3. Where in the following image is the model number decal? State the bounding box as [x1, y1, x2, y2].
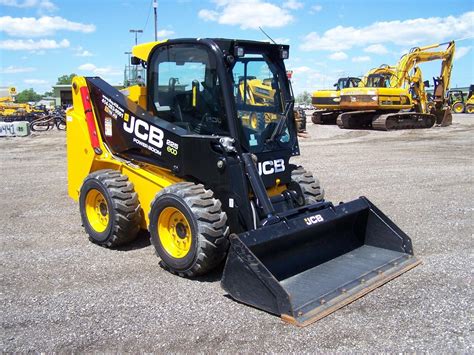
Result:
[123, 115, 164, 155]
[304, 214, 324, 226]
[258, 159, 285, 176]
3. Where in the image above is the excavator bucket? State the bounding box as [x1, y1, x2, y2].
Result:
[221, 197, 420, 327]
[434, 106, 453, 127]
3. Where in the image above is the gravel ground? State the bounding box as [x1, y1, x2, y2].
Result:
[1, 114, 473, 352]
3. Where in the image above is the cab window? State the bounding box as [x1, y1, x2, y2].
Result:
[150, 45, 229, 135]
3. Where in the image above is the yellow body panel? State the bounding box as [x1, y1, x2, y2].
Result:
[132, 40, 167, 62]
[120, 85, 147, 108]
[311, 90, 340, 110]
[339, 87, 412, 111]
[67, 76, 183, 229]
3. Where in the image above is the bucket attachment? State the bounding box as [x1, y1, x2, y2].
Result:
[221, 197, 420, 327]
[433, 107, 452, 126]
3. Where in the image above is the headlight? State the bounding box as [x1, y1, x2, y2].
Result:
[371, 96, 378, 101]
[280, 47, 289, 59]
[234, 46, 245, 57]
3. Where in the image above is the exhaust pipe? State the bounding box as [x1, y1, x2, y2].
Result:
[221, 197, 420, 326]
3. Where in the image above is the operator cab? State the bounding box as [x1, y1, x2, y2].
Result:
[366, 73, 393, 88]
[335, 77, 361, 90]
[141, 39, 296, 156]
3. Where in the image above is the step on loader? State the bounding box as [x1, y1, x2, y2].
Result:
[67, 38, 420, 326]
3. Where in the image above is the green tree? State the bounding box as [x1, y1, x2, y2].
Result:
[42, 91, 53, 98]
[56, 73, 77, 85]
[15, 88, 42, 103]
[296, 91, 312, 105]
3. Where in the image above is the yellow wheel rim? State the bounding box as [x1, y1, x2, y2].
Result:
[85, 189, 109, 233]
[250, 113, 259, 130]
[467, 106, 474, 114]
[158, 207, 192, 259]
[453, 104, 464, 113]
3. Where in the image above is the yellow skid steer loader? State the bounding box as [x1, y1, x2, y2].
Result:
[67, 38, 420, 326]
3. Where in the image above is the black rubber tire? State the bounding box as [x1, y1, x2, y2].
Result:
[79, 169, 141, 247]
[466, 104, 474, 114]
[312, 111, 322, 124]
[248, 112, 265, 131]
[55, 115, 67, 130]
[149, 182, 229, 277]
[291, 166, 324, 205]
[30, 116, 54, 131]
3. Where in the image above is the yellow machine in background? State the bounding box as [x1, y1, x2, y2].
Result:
[238, 77, 277, 130]
[311, 77, 361, 124]
[447, 85, 474, 114]
[465, 85, 474, 113]
[0, 87, 44, 121]
[337, 41, 455, 130]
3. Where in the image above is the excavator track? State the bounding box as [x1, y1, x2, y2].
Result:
[372, 112, 436, 131]
[337, 111, 436, 131]
[312, 110, 339, 125]
[336, 110, 376, 129]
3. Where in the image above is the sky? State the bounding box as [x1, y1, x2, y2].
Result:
[0, 0, 473, 95]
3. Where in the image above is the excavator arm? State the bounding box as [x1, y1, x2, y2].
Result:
[395, 41, 455, 92]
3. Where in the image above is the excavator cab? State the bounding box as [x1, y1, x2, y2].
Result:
[68, 38, 420, 326]
[366, 73, 393, 88]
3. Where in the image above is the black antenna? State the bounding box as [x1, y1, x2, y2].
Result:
[259, 26, 277, 44]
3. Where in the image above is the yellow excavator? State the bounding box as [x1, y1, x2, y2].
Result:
[337, 41, 455, 130]
[67, 38, 420, 326]
[311, 77, 361, 124]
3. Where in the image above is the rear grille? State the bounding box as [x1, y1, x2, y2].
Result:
[340, 95, 374, 103]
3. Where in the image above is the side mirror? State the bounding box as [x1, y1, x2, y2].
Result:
[131, 56, 141, 65]
[423, 80, 430, 88]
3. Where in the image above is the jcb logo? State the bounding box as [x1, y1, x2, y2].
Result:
[257, 159, 285, 176]
[123, 115, 164, 149]
[304, 214, 324, 226]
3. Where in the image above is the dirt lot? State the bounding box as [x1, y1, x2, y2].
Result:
[1, 114, 473, 352]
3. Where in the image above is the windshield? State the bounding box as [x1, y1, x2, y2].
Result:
[231, 54, 291, 153]
[337, 77, 361, 90]
[366, 74, 393, 88]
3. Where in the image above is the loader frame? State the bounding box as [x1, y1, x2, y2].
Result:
[67, 38, 421, 327]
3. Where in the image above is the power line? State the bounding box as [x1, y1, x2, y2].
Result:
[143, 0, 153, 32]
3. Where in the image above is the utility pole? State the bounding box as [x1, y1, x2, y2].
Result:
[124, 51, 132, 86]
[153, 0, 158, 41]
[129, 29, 143, 45]
[129, 29, 142, 83]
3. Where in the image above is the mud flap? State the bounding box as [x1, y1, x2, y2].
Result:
[221, 197, 420, 327]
